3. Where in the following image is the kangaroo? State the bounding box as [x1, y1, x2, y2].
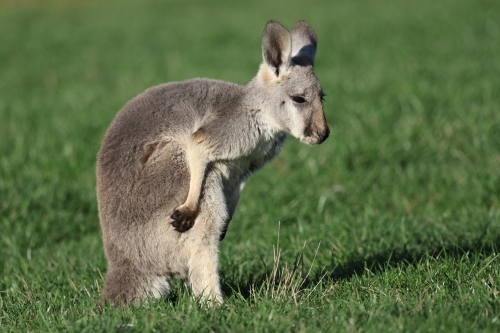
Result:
[96, 20, 329, 306]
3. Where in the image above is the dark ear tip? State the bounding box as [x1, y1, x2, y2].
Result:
[295, 19, 309, 25]
[293, 20, 312, 28]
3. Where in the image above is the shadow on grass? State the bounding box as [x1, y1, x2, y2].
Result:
[328, 236, 499, 282]
[221, 221, 499, 300]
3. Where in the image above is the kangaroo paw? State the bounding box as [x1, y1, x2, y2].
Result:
[170, 206, 197, 232]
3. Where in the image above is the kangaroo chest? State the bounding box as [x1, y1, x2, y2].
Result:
[214, 132, 286, 184]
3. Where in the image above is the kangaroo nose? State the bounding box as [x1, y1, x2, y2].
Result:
[317, 127, 330, 144]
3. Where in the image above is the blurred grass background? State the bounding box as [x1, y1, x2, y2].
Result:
[0, 0, 499, 331]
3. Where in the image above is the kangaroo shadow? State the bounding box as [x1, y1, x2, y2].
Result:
[221, 225, 499, 300]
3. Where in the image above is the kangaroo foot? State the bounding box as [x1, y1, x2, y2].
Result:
[171, 206, 197, 232]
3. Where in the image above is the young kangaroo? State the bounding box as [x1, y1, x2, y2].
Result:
[96, 20, 329, 306]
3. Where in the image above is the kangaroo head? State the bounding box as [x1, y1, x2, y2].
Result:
[257, 20, 329, 145]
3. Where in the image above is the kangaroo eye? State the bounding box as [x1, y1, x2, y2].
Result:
[291, 96, 306, 104]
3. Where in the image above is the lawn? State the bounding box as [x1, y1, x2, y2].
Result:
[0, 0, 499, 331]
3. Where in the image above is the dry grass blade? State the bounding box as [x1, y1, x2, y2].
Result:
[251, 223, 333, 304]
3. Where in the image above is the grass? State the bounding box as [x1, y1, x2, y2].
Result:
[0, 0, 499, 331]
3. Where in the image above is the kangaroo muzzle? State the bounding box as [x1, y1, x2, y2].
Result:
[302, 123, 329, 145]
[316, 126, 330, 144]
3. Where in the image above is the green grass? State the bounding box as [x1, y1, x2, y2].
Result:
[1, 0, 499, 331]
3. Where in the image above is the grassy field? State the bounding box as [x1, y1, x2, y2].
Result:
[1, 0, 499, 331]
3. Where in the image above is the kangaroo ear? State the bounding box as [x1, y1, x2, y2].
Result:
[290, 20, 317, 66]
[261, 20, 292, 77]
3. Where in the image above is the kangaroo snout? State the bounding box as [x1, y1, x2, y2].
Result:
[302, 122, 329, 145]
[317, 126, 330, 144]
[309, 126, 329, 145]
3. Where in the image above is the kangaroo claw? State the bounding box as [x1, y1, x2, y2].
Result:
[170, 206, 197, 232]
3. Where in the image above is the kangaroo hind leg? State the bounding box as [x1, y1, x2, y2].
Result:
[102, 247, 171, 306]
[187, 244, 223, 305]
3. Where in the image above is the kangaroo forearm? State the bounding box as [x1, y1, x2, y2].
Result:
[183, 144, 208, 210]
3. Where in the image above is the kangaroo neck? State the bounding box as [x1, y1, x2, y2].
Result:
[242, 75, 284, 141]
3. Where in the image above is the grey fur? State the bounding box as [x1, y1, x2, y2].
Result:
[96, 20, 329, 306]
